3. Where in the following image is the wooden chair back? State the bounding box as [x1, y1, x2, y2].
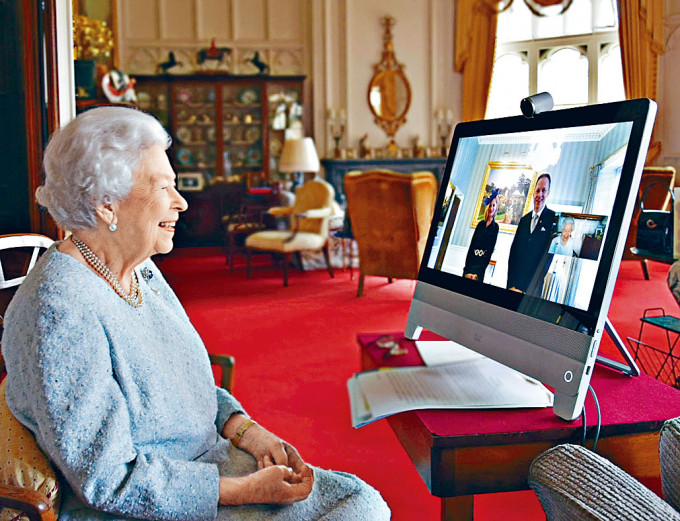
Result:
[624, 166, 676, 260]
[0, 234, 55, 291]
[344, 169, 437, 295]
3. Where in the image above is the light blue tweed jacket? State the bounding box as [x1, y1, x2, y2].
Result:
[2, 245, 244, 520]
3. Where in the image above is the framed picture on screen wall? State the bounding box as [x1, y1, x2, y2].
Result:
[471, 161, 536, 233]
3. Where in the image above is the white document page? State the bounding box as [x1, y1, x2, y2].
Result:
[348, 358, 553, 428]
[415, 340, 485, 366]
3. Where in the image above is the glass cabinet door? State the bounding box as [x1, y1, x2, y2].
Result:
[266, 82, 304, 181]
[221, 83, 264, 181]
[172, 83, 218, 185]
[135, 81, 170, 128]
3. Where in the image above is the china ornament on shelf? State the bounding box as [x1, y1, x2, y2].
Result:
[102, 70, 137, 103]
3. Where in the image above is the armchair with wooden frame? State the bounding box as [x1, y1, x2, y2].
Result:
[244, 178, 336, 286]
[0, 234, 235, 520]
[344, 169, 438, 296]
[626, 166, 676, 278]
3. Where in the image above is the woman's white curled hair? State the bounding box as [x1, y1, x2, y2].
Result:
[36, 106, 171, 230]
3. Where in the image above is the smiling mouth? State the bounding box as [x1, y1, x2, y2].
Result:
[159, 221, 176, 231]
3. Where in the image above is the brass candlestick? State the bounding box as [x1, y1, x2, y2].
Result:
[327, 108, 346, 158]
[436, 109, 454, 157]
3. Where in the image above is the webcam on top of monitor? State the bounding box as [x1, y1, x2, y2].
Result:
[521, 92, 554, 118]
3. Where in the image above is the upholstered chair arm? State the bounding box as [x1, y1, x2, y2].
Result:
[528, 444, 680, 521]
[661, 416, 680, 512]
[0, 484, 57, 521]
[209, 354, 235, 392]
[297, 207, 332, 219]
[267, 206, 295, 216]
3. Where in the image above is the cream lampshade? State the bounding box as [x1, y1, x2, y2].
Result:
[278, 137, 320, 174]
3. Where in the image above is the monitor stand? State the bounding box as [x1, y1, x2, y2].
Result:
[596, 318, 641, 377]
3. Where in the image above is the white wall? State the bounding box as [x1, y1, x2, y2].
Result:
[312, 0, 461, 157]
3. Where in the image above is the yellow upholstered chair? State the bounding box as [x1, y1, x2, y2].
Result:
[0, 234, 235, 520]
[245, 178, 336, 286]
[344, 169, 438, 296]
[0, 354, 235, 521]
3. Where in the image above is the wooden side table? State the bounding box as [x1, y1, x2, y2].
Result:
[358, 332, 680, 521]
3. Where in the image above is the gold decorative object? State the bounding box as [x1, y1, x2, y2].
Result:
[327, 108, 346, 158]
[436, 109, 455, 157]
[73, 14, 115, 62]
[367, 15, 412, 145]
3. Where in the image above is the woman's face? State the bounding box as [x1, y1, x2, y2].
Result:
[115, 145, 188, 259]
[486, 197, 498, 221]
[561, 223, 573, 243]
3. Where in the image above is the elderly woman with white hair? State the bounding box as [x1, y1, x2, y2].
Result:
[1, 107, 390, 521]
[548, 217, 576, 257]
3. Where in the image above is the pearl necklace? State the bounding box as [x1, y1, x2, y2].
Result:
[71, 234, 143, 308]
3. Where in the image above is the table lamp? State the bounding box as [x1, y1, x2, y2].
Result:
[278, 137, 320, 188]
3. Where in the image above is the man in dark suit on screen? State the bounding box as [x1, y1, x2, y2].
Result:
[507, 173, 557, 294]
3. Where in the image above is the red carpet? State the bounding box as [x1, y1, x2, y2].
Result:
[158, 249, 675, 520]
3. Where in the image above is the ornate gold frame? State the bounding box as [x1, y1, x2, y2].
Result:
[366, 15, 412, 141]
[471, 161, 537, 233]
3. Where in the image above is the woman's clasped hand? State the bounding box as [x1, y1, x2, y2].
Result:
[220, 415, 314, 505]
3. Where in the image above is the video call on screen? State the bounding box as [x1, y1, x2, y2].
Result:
[427, 121, 634, 312]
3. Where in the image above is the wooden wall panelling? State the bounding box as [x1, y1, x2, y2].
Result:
[197, 0, 232, 41]
[118, 0, 308, 75]
[122, 0, 159, 40]
[159, 0, 196, 40]
[233, 0, 267, 40]
[268, 0, 303, 42]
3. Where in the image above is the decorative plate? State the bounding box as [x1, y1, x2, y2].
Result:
[176, 88, 192, 104]
[269, 137, 282, 156]
[136, 91, 152, 110]
[245, 127, 260, 143]
[284, 89, 299, 103]
[176, 126, 192, 143]
[176, 148, 195, 166]
[246, 147, 262, 165]
[206, 127, 216, 142]
[204, 147, 217, 165]
[222, 126, 232, 142]
[238, 88, 259, 104]
[233, 150, 246, 167]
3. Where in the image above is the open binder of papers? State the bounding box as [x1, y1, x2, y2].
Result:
[348, 341, 554, 428]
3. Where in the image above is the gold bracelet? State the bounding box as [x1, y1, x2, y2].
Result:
[232, 419, 256, 447]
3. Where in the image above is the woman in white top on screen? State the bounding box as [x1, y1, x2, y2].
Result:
[549, 217, 576, 256]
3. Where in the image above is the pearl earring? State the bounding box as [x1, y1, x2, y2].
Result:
[109, 223, 118, 232]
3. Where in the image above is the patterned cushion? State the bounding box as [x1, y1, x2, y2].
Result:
[246, 230, 327, 252]
[0, 379, 60, 520]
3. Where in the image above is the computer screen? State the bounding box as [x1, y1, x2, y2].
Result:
[405, 99, 657, 420]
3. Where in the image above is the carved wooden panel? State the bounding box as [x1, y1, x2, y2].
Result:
[160, 0, 195, 40]
[197, 0, 232, 41]
[118, 0, 307, 76]
[121, 0, 158, 40]
[233, 0, 266, 40]
[269, 0, 303, 41]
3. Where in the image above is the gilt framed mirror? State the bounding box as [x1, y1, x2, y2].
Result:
[367, 15, 412, 141]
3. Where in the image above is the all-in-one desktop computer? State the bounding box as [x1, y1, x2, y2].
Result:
[405, 97, 657, 420]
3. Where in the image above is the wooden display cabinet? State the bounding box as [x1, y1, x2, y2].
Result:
[135, 74, 306, 247]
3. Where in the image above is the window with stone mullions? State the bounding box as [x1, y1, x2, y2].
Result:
[486, 0, 624, 119]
